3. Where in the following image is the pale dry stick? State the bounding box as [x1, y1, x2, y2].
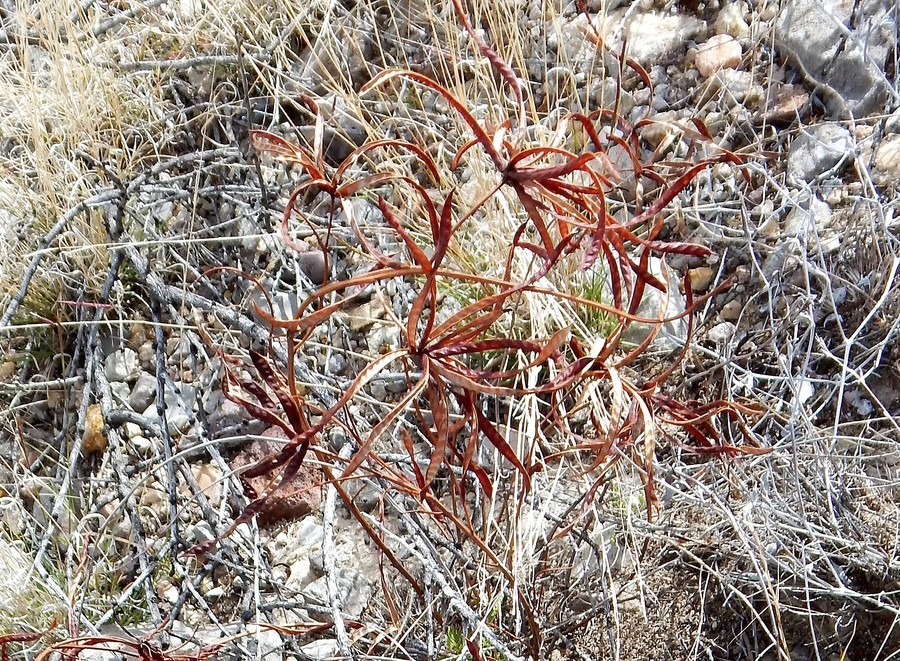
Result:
[322, 443, 354, 658]
[119, 239, 340, 409]
[372, 502, 524, 661]
[830, 255, 900, 438]
[596, 504, 623, 661]
[423, 574, 434, 660]
[688, 571, 716, 661]
[93, 561, 160, 629]
[89, 0, 167, 37]
[764, 506, 894, 589]
[2, 149, 239, 331]
[656, 526, 788, 659]
[24, 251, 128, 633]
[117, 55, 241, 72]
[126, 149, 241, 193]
[0, 376, 82, 392]
[150, 289, 184, 552]
[661, 464, 791, 658]
[678, 444, 899, 651]
[760, 256, 848, 539]
[187, 348, 251, 559]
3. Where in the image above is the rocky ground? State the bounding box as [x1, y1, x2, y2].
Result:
[1, 0, 899, 660]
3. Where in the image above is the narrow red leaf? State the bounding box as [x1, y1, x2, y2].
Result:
[629, 159, 722, 228]
[475, 408, 531, 489]
[450, 0, 524, 128]
[250, 130, 320, 176]
[402, 429, 426, 492]
[361, 69, 504, 170]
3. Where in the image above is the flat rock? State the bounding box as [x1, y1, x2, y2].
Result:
[689, 267, 715, 292]
[230, 427, 322, 526]
[695, 34, 742, 77]
[297, 250, 327, 286]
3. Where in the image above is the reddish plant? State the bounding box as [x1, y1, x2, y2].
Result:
[189, 3, 768, 655]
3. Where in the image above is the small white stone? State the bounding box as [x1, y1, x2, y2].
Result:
[756, 214, 780, 238]
[157, 579, 179, 604]
[706, 69, 758, 107]
[299, 640, 339, 661]
[784, 196, 831, 236]
[707, 321, 736, 344]
[639, 110, 682, 148]
[191, 464, 223, 506]
[286, 557, 314, 591]
[714, 2, 750, 38]
[874, 134, 900, 178]
[623, 13, 705, 65]
[788, 124, 854, 183]
[104, 348, 137, 383]
[204, 586, 225, 600]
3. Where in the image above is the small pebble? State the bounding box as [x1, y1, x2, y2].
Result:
[297, 251, 327, 286]
[138, 341, 155, 369]
[105, 348, 137, 383]
[720, 299, 742, 321]
[695, 35, 742, 78]
[129, 372, 157, 413]
[874, 134, 900, 178]
[715, 2, 750, 38]
[707, 321, 736, 344]
[689, 267, 715, 292]
[0, 361, 15, 382]
[82, 404, 108, 454]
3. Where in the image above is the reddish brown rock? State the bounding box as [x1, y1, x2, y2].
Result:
[230, 427, 322, 525]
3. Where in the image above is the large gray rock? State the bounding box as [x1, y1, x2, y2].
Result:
[776, 0, 895, 118]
